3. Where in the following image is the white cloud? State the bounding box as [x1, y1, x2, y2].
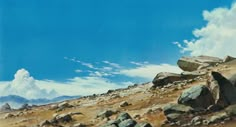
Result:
[119, 64, 182, 80]
[0, 69, 128, 99]
[177, 3, 236, 58]
[36, 77, 126, 96]
[103, 61, 121, 68]
[75, 69, 82, 73]
[0, 69, 58, 99]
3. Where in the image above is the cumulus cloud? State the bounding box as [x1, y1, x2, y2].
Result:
[119, 64, 182, 80]
[176, 3, 236, 58]
[1, 69, 58, 99]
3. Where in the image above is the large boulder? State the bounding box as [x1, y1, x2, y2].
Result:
[223, 55, 236, 63]
[0, 103, 12, 112]
[177, 56, 222, 71]
[208, 72, 236, 107]
[152, 72, 183, 87]
[178, 85, 214, 109]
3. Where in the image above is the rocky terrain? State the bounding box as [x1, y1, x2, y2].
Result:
[1, 55, 236, 127]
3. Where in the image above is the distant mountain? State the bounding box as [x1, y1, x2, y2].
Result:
[0, 95, 81, 108]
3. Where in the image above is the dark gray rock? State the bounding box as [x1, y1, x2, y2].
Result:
[178, 85, 214, 109]
[118, 119, 137, 127]
[134, 122, 152, 127]
[97, 110, 117, 119]
[51, 114, 72, 123]
[120, 101, 129, 107]
[208, 72, 236, 107]
[177, 56, 222, 71]
[40, 120, 51, 127]
[117, 112, 132, 122]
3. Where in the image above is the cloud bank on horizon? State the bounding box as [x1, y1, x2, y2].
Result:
[176, 3, 236, 58]
[0, 59, 181, 99]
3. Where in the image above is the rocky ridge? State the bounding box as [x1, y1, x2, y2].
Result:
[1, 55, 236, 127]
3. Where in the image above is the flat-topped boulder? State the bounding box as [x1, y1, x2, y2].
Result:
[152, 72, 182, 87]
[177, 55, 223, 71]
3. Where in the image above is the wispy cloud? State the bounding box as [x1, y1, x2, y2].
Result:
[103, 61, 122, 68]
[175, 3, 236, 58]
[119, 64, 182, 80]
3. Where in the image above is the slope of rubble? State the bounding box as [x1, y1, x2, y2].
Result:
[1, 55, 236, 127]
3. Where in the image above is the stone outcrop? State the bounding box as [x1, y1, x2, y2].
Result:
[208, 72, 236, 107]
[0, 103, 12, 112]
[177, 55, 222, 71]
[223, 55, 236, 63]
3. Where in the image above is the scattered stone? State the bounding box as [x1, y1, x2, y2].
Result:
[178, 85, 214, 109]
[191, 116, 202, 125]
[120, 101, 130, 107]
[19, 104, 31, 110]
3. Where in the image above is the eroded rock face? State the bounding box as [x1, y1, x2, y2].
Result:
[208, 72, 236, 107]
[177, 56, 222, 72]
[178, 85, 214, 109]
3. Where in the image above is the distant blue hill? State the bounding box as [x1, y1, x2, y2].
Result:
[0, 95, 81, 108]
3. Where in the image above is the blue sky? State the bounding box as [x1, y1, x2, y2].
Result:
[0, 0, 236, 98]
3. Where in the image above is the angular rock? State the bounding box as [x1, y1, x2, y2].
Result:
[152, 72, 183, 87]
[223, 55, 236, 63]
[120, 101, 129, 107]
[19, 104, 30, 110]
[178, 85, 214, 109]
[117, 112, 132, 122]
[208, 72, 236, 107]
[118, 119, 137, 127]
[181, 71, 206, 79]
[51, 114, 72, 123]
[177, 56, 222, 71]
[0, 103, 12, 112]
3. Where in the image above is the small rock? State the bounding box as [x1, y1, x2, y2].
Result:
[72, 123, 86, 127]
[117, 112, 132, 121]
[97, 110, 117, 119]
[40, 120, 51, 127]
[120, 101, 130, 107]
[4, 113, 15, 119]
